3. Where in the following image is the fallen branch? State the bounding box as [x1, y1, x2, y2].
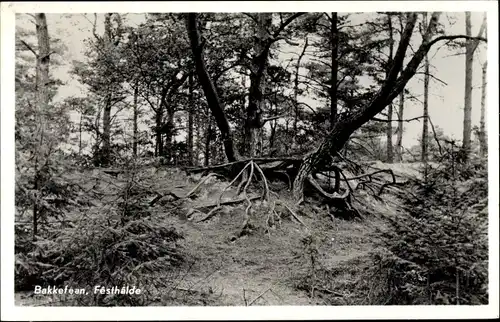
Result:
[248, 284, 276, 306]
[325, 204, 335, 222]
[315, 287, 344, 297]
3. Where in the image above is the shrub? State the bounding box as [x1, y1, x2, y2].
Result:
[15, 213, 184, 305]
[15, 167, 185, 306]
[371, 152, 488, 305]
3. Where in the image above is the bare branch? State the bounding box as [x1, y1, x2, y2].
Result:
[272, 13, 305, 39]
[242, 13, 259, 25]
[372, 116, 426, 123]
[19, 39, 37, 57]
[262, 114, 288, 124]
[428, 34, 487, 49]
[415, 72, 448, 86]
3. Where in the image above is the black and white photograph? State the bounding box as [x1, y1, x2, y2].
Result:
[1, 1, 499, 320]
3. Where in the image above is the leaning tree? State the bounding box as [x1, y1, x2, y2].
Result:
[186, 12, 487, 207]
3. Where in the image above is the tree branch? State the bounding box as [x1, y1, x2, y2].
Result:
[242, 13, 259, 25]
[272, 13, 306, 39]
[428, 35, 487, 49]
[415, 72, 448, 86]
[19, 39, 38, 57]
[372, 115, 426, 123]
[262, 114, 288, 124]
[387, 14, 488, 106]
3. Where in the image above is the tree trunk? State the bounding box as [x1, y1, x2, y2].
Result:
[35, 14, 50, 107]
[479, 61, 487, 156]
[162, 72, 190, 162]
[79, 113, 83, 156]
[133, 84, 138, 156]
[421, 54, 429, 174]
[239, 71, 247, 155]
[330, 12, 338, 129]
[33, 12, 51, 241]
[187, 72, 194, 165]
[395, 90, 405, 161]
[101, 13, 113, 166]
[293, 12, 437, 202]
[155, 109, 163, 158]
[462, 13, 487, 158]
[386, 103, 394, 163]
[204, 120, 213, 166]
[386, 14, 394, 163]
[244, 13, 272, 157]
[186, 13, 237, 162]
[269, 119, 277, 153]
[462, 12, 473, 157]
[292, 122, 353, 201]
[102, 97, 112, 165]
[290, 12, 485, 203]
[421, 13, 430, 165]
[164, 107, 175, 162]
[195, 107, 203, 165]
[292, 38, 308, 150]
[395, 14, 406, 162]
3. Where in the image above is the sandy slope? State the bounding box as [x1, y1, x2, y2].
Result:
[16, 167, 387, 306]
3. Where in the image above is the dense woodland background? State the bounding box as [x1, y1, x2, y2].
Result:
[14, 12, 489, 306]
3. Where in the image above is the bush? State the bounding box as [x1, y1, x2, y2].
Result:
[371, 152, 488, 305]
[15, 167, 185, 306]
[15, 214, 184, 305]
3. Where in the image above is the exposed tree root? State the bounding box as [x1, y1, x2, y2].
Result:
[276, 200, 309, 230]
[307, 175, 349, 200]
[239, 161, 256, 235]
[265, 200, 282, 234]
[185, 157, 302, 177]
[186, 160, 311, 238]
[190, 161, 261, 227]
[182, 156, 403, 227]
[194, 195, 262, 223]
[325, 205, 335, 222]
[185, 173, 223, 199]
[346, 168, 407, 197]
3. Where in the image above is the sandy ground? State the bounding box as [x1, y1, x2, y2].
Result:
[15, 167, 384, 306]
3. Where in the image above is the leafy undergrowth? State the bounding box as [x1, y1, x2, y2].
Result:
[15, 166, 188, 306]
[15, 158, 487, 306]
[15, 165, 377, 306]
[294, 157, 489, 306]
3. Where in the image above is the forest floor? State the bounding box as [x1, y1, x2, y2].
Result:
[16, 162, 420, 306]
[156, 195, 378, 306]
